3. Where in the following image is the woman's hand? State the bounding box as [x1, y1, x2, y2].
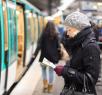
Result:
[30, 55, 36, 64]
[54, 65, 64, 76]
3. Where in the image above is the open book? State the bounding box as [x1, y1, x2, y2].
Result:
[42, 58, 56, 69]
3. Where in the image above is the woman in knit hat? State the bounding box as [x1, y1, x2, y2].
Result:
[54, 11, 101, 95]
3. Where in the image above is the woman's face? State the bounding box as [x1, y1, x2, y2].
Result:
[66, 27, 79, 38]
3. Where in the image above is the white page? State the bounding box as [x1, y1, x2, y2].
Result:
[42, 58, 56, 69]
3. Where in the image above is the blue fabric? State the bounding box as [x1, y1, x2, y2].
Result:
[58, 26, 64, 38]
[41, 64, 55, 84]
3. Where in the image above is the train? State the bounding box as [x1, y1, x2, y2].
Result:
[0, 0, 45, 95]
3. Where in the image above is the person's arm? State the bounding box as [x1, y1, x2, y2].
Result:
[55, 44, 100, 85]
[62, 44, 100, 84]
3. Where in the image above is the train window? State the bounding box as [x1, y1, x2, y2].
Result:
[3, 1, 17, 63]
[3, 1, 9, 64]
[30, 14, 34, 43]
[33, 14, 37, 42]
[8, 8, 17, 63]
[31, 15, 34, 43]
[28, 13, 34, 44]
[37, 16, 40, 37]
[35, 16, 38, 41]
[26, 12, 33, 48]
[39, 16, 43, 33]
[0, 17, 1, 73]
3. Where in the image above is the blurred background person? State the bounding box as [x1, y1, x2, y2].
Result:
[57, 21, 65, 39]
[32, 21, 61, 93]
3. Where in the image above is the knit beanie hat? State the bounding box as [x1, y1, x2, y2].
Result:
[64, 11, 91, 30]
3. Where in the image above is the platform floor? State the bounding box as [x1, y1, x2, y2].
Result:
[33, 74, 64, 95]
[10, 59, 102, 95]
[33, 76, 102, 95]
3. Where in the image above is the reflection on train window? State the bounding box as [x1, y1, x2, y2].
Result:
[33, 17, 36, 41]
[3, 1, 8, 64]
[34, 17, 38, 41]
[0, 18, 1, 63]
[9, 8, 17, 63]
[37, 16, 40, 37]
[26, 13, 32, 48]
[0, 18, 1, 74]
[30, 15, 34, 43]
[39, 16, 43, 33]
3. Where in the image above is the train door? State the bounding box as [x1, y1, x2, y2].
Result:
[0, 0, 5, 94]
[16, 4, 25, 80]
[5, 1, 18, 91]
[25, 10, 34, 65]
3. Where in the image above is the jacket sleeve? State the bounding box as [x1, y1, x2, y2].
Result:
[34, 32, 44, 57]
[62, 44, 101, 85]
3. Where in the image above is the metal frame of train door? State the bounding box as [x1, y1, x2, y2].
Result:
[20, 3, 26, 67]
[23, 4, 28, 67]
[0, 0, 5, 86]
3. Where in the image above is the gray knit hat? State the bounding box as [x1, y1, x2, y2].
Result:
[64, 11, 91, 30]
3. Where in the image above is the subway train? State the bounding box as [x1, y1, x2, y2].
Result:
[0, 0, 45, 94]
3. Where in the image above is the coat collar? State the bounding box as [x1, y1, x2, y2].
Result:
[65, 26, 95, 49]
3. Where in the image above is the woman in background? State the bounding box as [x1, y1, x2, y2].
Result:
[32, 21, 61, 93]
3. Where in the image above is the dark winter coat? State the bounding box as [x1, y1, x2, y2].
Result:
[34, 31, 61, 63]
[62, 27, 101, 94]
